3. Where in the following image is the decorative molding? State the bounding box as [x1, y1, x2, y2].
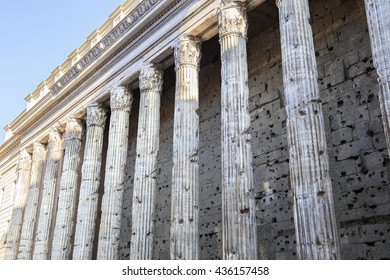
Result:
[139, 64, 163, 92]
[174, 35, 202, 69]
[32, 142, 46, 162]
[0, 137, 21, 162]
[110, 85, 133, 110]
[86, 103, 107, 127]
[218, 1, 248, 38]
[50, 0, 160, 95]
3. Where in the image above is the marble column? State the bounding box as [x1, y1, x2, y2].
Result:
[218, 1, 257, 260]
[364, 0, 390, 154]
[73, 103, 107, 260]
[130, 64, 163, 260]
[277, 0, 340, 259]
[170, 36, 201, 260]
[97, 85, 132, 260]
[33, 130, 63, 260]
[4, 149, 32, 260]
[51, 118, 84, 259]
[17, 142, 46, 260]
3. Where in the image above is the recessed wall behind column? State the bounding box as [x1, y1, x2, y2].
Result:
[247, 0, 390, 260]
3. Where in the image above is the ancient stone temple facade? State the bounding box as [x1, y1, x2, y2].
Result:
[0, 0, 389, 260]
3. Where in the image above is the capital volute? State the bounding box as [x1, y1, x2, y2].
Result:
[174, 35, 202, 69]
[87, 102, 107, 127]
[110, 85, 133, 111]
[139, 64, 163, 93]
[218, 1, 248, 38]
[32, 142, 46, 162]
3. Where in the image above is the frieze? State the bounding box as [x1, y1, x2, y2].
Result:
[50, 0, 160, 95]
[139, 64, 163, 92]
[0, 136, 21, 162]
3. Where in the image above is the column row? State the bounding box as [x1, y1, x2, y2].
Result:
[5, 0, 389, 260]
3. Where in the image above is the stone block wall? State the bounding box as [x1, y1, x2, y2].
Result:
[118, 0, 390, 260]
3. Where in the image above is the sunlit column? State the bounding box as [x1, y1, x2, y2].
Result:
[98, 85, 132, 260]
[51, 118, 84, 259]
[33, 130, 63, 260]
[73, 103, 107, 260]
[277, 0, 340, 259]
[17, 142, 46, 260]
[364, 0, 390, 154]
[170, 35, 201, 260]
[130, 64, 163, 260]
[4, 149, 32, 260]
[218, 1, 257, 260]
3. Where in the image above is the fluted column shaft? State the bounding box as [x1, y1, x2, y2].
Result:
[130, 65, 163, 260]
[51, 119, 84, 259]
[73, 104, 107, 260]
[277, 0, 340, 259]
[218, 1, 257, 260]
[170, 36, 201, 260]
[4, 149, 32, 260]
[364, 0, 390, 154]
[33, 130, 62, 259]
[17, 143, 46, 260]
[97, 86, 132, 260]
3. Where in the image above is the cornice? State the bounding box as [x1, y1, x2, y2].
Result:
[0, 136, 21, 162]
[4, 0, 266, 152]
[50, 0, 160, 96]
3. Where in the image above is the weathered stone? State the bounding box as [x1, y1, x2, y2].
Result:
[51, 118, 84, 260]
[170, 36, 202, 260]
[4, 149, 32, 260]
[277, 0, 340, 259]
[218, 1, 257, 260]
[17, 142, 46, 260]
[97, 85, 132, 260]
[73, 103, 107, 260]
[364, 0, 390, 154]
[33, 130, 63, 260]
[130, 64, 163, 260]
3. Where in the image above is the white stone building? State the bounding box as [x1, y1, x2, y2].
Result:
[0, 0, 389, 260]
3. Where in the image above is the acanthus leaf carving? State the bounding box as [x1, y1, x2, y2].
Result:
[32, 142, 46, 162]
[17, 149, 32, 171]
[218, 1, 248, 38]
[139, 64, 163, 93]
[65, 118, 84, 140]
[110, 85, 133, 110]
[174, 35, 202, 69]
[48, 129, 63, 152]
[87, 103, 107, 127]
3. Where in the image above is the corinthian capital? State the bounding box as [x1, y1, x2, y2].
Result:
[174, 35, 202, 69]
[48, 129, 62, 152]
[218, 1, 247, 38]
[65, 118, 84, 140]
[87, 102, 107, 127]
[17, 149, 32, 171]
[110, 85, 133, 110]
[139, 64, 163, 93]
[32, 142, 46, 162]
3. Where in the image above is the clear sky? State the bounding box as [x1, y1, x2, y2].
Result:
[0, 0, 125, 143]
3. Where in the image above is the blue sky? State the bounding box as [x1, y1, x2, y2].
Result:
[0, 0, 125, 143]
